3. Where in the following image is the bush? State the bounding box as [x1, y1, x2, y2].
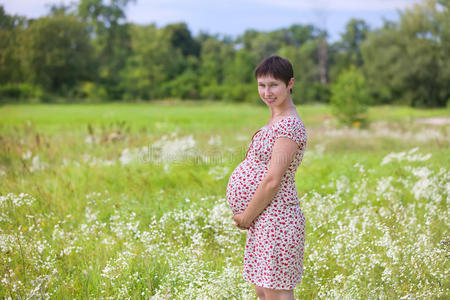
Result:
[221, 83, 258, 102]
[75, 82, 108, 102]
[200, 84, 227, 100]
[291, 82, 330, 104]
[0, 83, 44, 103]
[200, 83, 258, 102]
[330, 66, 371, 125]
[164, 70, 200, 99]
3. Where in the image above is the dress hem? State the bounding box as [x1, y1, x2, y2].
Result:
[242, 270, 303, 290]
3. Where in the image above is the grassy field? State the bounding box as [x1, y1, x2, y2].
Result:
[0, 102, 449, 299]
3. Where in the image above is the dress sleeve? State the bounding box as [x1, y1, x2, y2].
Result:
[273, 118, 307, 149]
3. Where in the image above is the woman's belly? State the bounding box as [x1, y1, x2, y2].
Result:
[226, 160, 267, 215]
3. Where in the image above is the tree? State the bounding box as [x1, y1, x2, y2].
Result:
[340, 19, 370, 67]
[361, 0, 449, 107]
[198, 37, 224, 86]
[18, 15, 93, 93]
[328, 19, 369, 83]
[119, 24, 183, 100]
[330, 66, 370, 125]
[287, 24, 320, 46]
[280, 40, 330, 104]
[197, 35, 236, 100]
[164, 22, 200, 58]
[47, 2, 76, 16]
[0, 6, 27, 84]
[77, 0, 135, 99]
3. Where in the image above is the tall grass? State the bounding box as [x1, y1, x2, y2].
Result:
[0, 102, 449, 299]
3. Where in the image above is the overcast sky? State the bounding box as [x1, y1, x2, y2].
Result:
[1, 0, 422, 41]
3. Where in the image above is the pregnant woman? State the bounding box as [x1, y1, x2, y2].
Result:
[227, 55, 307, 300]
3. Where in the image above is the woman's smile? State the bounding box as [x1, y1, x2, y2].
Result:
[257, 75, 294, 108]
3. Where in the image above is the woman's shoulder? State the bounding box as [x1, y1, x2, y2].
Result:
[272, 115, 307, 145]
[274, 115, 305, 131]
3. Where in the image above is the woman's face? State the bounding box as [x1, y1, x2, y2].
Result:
[257, 75, 294, 107]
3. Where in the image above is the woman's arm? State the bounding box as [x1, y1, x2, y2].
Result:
[233, 137, 298, 228]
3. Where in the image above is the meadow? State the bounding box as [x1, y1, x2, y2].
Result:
[0, 102, 449, 299]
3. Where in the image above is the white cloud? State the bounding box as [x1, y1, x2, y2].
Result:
[1, 0, 421, 20]
[0, 0, 419, 40]
[1, 0, 75, 17]
[126, 5, 187, 25]
[258, 0, 421, 11]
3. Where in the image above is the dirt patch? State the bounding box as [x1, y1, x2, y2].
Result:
[415, 117, 450, 125]
[311, 114, 333, 121]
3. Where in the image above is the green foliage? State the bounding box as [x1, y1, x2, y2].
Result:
[163, 69, 200, 99]
[199, 84, 227, 100]
[164, 22, 200, 58]
[223, 49, 258, 86]
[0, 1, 448, 107]
[338, 19, 369, 67]
[198, 83, 258, 102]
[78, 0, 135, 100]
[328, 19, 370, 83]
[74, 81, 108, 102]
[361, 0, 449, 107]
[18, 15, 93, 93]
[198, 36, 233, 88]
[330, 66, 370, 125]
[280, 42, 330, 103]
[0, 6, 27, 84]
[119, 24, 183, 100]
[222, 83, 258, 103]
[0, 83, 44, 102]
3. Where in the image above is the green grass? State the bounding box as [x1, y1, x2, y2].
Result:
[0, 102, 449, 299]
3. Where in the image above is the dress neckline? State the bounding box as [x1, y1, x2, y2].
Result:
[261, 115, 298, 130]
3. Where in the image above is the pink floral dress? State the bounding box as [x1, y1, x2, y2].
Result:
[226, 116, 307, 290]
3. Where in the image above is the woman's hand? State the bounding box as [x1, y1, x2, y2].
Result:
[233, 213, 252, 230]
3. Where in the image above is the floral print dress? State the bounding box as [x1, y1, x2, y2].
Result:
[226, 116, 308, 290]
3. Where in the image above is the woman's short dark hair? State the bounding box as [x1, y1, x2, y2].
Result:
[254, 55, 294, 94]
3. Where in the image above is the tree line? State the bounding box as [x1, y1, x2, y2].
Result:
[0, 0, 448, 107]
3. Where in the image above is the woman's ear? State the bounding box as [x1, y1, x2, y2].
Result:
[288, 77, 294, 94]
[288, 77, 295, 89]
